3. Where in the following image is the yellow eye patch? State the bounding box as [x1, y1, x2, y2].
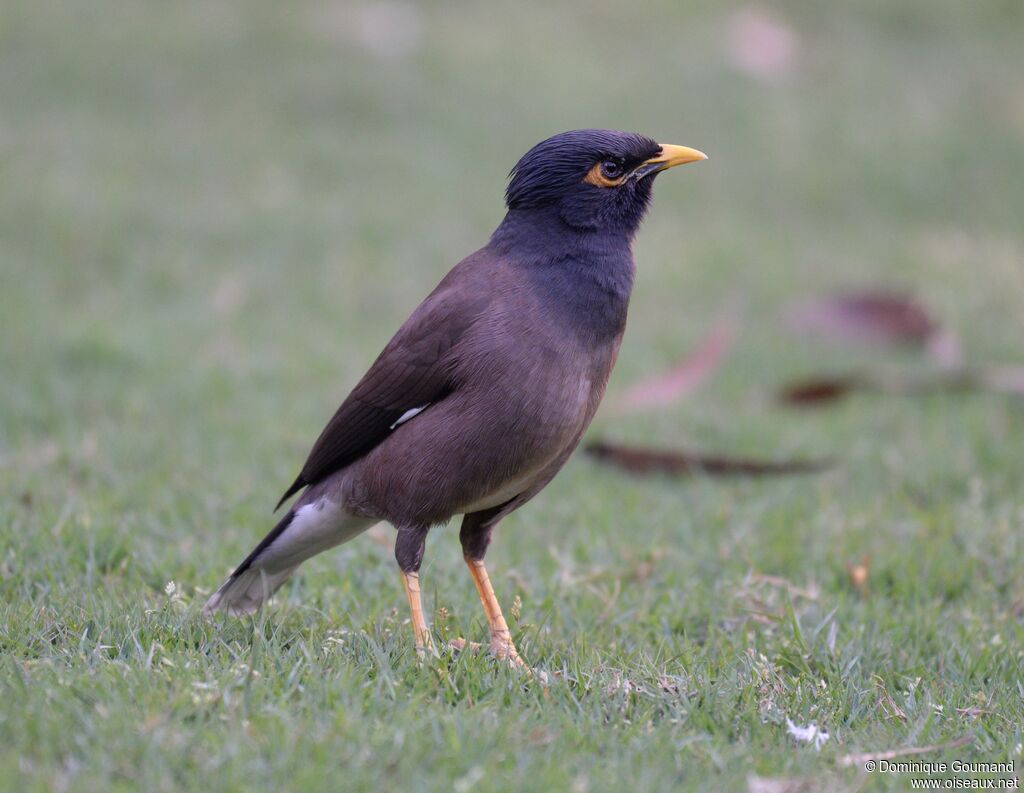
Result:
[584, 162, 627, 188]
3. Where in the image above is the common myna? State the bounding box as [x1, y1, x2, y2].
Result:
[204, 129, 706, 665]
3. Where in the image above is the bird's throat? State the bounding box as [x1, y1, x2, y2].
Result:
[489, 210, 635, 344]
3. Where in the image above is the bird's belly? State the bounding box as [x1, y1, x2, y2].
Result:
[453, 387, 591, 514]
[456, 468, 544, 514]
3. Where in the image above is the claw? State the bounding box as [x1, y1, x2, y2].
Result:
[451, 634, 529, 671]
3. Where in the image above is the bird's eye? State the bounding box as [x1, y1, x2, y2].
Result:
[600, 160, 623, 179]
[584, 158, 629, 188]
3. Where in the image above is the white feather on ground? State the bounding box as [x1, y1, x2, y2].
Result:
[785, 718, 830, 751]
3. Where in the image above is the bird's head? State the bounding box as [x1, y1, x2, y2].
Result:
[505, 129, 706, 237]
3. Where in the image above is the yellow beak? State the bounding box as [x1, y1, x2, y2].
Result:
[642, 143, 708, 173]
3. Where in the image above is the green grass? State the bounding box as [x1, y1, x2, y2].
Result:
[1, 1, 1022, 790]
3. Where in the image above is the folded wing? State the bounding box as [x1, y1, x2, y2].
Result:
[276, 286, 490, 509]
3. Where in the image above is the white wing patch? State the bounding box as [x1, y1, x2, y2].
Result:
[390, 404, 429, 430]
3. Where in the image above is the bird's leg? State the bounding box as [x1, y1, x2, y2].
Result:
[458, 510, 526, 667]
[401, 570, 432, 653]
[395, 524, 433, 655]
[464, 557, 525, 667]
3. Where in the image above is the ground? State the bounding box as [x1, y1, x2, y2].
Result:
[1, 1, 1022, 791]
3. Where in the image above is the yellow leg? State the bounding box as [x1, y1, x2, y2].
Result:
[465, 558, 526, 667]
[401, 571, 433, 653]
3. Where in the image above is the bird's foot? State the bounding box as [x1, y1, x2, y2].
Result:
[490, 636, 528, 669]
[449, 634, 528, 670]
[448, 637, 483, 655]
[488, 627, 527, 668]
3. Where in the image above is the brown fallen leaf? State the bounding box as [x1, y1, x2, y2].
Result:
[616, 307, 739, 412]
[787, 291, 939, 347]
[780, 366, 1024, 407]
[780, 375, 866, 406]
[585, 441, 832, 477]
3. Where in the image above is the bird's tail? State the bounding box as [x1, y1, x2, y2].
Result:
[202, 499, 374, 617]
[203, 508, 298, 616]
[203, 565, 298, 616]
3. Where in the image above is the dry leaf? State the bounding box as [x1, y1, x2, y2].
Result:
[780, 366, 1024, 407]
[787, 292, 939, 347]
[779, 376, 865, 406]
[617, 309, 738, 412]
[585, 441, 832, 478]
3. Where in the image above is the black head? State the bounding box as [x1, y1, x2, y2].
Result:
[505, 129, 706, 237]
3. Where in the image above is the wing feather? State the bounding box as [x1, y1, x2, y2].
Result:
[275, 285, 490, 509]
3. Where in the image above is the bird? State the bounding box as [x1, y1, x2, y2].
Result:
[203, 129, 707, 666]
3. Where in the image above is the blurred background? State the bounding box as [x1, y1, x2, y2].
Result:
[3, 0, 1024, 596]
[2, 1, 1023, 788]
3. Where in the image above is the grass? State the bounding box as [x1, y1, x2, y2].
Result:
[1, 1, 1022, 790]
